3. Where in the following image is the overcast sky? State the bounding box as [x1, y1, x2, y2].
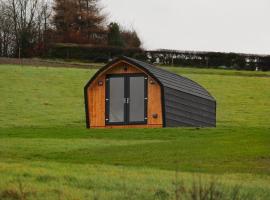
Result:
[101, 0, 270, 54]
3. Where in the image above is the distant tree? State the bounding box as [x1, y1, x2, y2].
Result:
[0, 1, 13, 56]
[0, 0, 51, 57]
[53, 0, 77, 41]
[121, 29, 141, 48]
[107, 22, 124, 47]
[53, 0, 107, 44]
[78, 0, 107, 43]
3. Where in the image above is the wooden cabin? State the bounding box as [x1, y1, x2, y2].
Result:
[84, 56, 216, 128]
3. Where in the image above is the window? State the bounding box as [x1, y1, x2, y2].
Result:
[106, 74, 147, 125]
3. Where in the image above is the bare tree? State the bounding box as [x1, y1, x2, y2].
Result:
[0, 0, 14, 56]
[0, 0, 52, 57]
[35, 0, 52, 54]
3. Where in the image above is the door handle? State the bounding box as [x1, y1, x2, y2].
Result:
[125, 98, 130, 104]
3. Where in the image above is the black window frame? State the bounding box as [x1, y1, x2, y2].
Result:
[105, 73, 148, 126]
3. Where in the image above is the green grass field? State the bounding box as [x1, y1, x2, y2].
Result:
[0, 65, 270, 199]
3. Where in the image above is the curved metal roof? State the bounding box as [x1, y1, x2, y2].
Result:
[120, 56, 215, 101]
[85, 56, 215, 101]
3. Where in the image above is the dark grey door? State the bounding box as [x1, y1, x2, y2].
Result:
[128, 76, 147, 123]
[106, 76, 125, 124]
[106, 74, 147, 125]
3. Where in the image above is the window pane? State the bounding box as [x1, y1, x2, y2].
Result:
[109, 77, 125, 123]
[129, 77, 145, 122]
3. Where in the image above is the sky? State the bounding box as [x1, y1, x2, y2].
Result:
[101, 0, 270, 55]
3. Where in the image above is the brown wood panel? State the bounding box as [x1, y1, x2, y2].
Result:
[148, 78, 163, 125]
[87, 60, 163, 128]
[88, 74, 106, 127]
[107, 62, 142, 74]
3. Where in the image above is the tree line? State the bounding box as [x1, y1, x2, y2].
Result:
[0, 0, 142, 58]
[0, 0, 269, 71]
[0, 0, 51, 57]
[147, 50, 270, 71]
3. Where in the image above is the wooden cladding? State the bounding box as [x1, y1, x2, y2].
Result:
[87, 61, 163, 128]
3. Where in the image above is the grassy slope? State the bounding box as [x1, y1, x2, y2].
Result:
[0, 65, 270, 199]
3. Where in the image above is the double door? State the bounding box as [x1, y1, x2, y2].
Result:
[105, 74, 148, 125]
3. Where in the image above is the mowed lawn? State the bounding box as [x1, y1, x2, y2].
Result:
[0, 65, 270, 199]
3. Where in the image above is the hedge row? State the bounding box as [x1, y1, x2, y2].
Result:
[46, 44, 146, 62]
[44, 44, 270, 71]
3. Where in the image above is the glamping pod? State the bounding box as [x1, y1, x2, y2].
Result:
[84, 56, 216, 128]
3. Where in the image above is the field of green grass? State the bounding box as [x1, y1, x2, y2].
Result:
[0, 64, 270, 199]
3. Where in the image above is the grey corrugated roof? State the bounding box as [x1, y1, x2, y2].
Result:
[121, 56, 215, 101]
